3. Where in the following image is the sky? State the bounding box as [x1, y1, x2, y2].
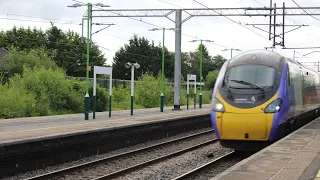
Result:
[1, 0, 320, 70]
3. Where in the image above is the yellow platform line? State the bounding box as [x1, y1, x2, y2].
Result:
[315, 169, 320, 180]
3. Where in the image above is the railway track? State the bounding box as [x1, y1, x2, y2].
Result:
[171, 151, 236, 180]
[25, 129, 216, 180]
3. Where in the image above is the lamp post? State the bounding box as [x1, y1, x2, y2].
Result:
[148, 27, 179, 112]
[221, 48, 242, 59]
[126, 62, 140, 116]
[190, 39, 214, 108]
[68, 2, 110, 120]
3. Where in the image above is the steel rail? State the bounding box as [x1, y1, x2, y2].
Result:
[171, 151, 236, 180]
[93, 138, 218, 180]
[25, 129, 214, 180]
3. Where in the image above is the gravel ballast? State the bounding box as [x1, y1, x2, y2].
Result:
[3, 128, 214, 180]
[57, 129, 216, 179]
[183, 152, 251, 180]
[113, 141, 234, 180]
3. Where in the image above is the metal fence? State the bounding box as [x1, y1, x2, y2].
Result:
[67, 76, 204, 90]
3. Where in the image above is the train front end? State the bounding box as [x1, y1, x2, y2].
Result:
[211, 50, 289, 151]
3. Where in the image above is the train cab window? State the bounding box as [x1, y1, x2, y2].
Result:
[227, 64, 276, 88]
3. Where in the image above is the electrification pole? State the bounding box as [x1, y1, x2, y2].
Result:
[67, 2, 110, 120]
[84, 3, 91, 120]
[88, 6, 320, 110]
[222, 48, 242, 59]
[149, 27, 178, 112]
[161, 28, 164, 112]
[190, 39, 214, 108]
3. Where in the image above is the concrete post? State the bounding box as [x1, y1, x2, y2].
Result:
[174, 9, 182, 110]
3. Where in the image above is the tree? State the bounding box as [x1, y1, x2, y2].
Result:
[1, 47, 58, 79]
[0, 26, 106, 77]
[112, 34, 174, 80]
[205, 70, 220, 90]
[212, 55, 227, 70]
[1, 26, 47, 51]
[183, 44, 214, 81]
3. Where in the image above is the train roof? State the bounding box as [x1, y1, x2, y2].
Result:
[228, 49, 283, 68]
[229, 49, 320, 74]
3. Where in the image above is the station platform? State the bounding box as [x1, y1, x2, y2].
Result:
[0, 105, 210, 143]
[212, 116, 320, 180]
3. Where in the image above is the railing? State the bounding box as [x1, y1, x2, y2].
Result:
[67, 76, 205, 90]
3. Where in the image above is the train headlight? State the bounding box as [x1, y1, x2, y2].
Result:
[212, 97, 225, 112]
[264, 98, 282, 113]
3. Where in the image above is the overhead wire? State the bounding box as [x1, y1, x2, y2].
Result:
[156, 0, 231, 49]
[192, 0, 270, 41]
[0, 13, 209, 63]
[72, 0, 230, 49]
[251, 0, 319, 50]
[1, 1, 230, 68]
[0, 17, 81, 25]
[0, 13, 82, 25]
[1, 1, 232, 50]
[157, 0, 184, 8]
[292, 0, 320, 22]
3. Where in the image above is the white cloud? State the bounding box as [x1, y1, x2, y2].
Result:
[1, 0, 320, 70]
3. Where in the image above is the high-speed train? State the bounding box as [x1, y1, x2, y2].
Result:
[210, 49, 320, 151]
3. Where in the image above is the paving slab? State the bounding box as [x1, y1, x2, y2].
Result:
[211, 116, 320, 180]
[0, 105, 210, 143]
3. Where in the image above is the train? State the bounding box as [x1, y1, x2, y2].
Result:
[210, 49, 320, 151]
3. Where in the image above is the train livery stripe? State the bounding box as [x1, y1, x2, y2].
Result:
[210, 111, 220, 139]
[269, 63, 290, 141]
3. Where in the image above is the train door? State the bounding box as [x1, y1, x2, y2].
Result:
[292, 66, 304, 117]
[302, 70, 309, 113]
[287, 63, 295, 119]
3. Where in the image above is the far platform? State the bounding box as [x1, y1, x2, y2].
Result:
[0, 104, 210, 143]
[212, 116, 320, 180]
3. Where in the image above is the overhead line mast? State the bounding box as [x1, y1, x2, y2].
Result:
[84, 5, 320, 110]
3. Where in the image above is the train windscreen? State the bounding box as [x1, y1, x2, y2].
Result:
[227, 64, 276, 89]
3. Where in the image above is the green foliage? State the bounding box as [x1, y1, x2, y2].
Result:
[0, 69, 211, 119]
[205, 70, 220, 90]
[88, 81, 109, 112]
[0, 26, 105, 77]
[10, 67, 72, 115]
[68, 79, 109, 112]
[202, 90, 212, 104]
[1, 47, 57, 78]
[112, 34, 174, 81]
[212, 55, 227, 70]
[135, 73, 162, 108]
[0, 84, 37, 119]
[112, 86, 133, 110]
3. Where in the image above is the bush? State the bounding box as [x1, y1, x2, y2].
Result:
[135, 74, 162, 108]
[205, 70, 219, 90]
[0, 84, 37, 118]
[70, 78, 111, 112]
[89, 81, 109, 112]
[0, 65, 211, 119]
[10, 67, 71, 114]
[1, 47, 57, 77]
